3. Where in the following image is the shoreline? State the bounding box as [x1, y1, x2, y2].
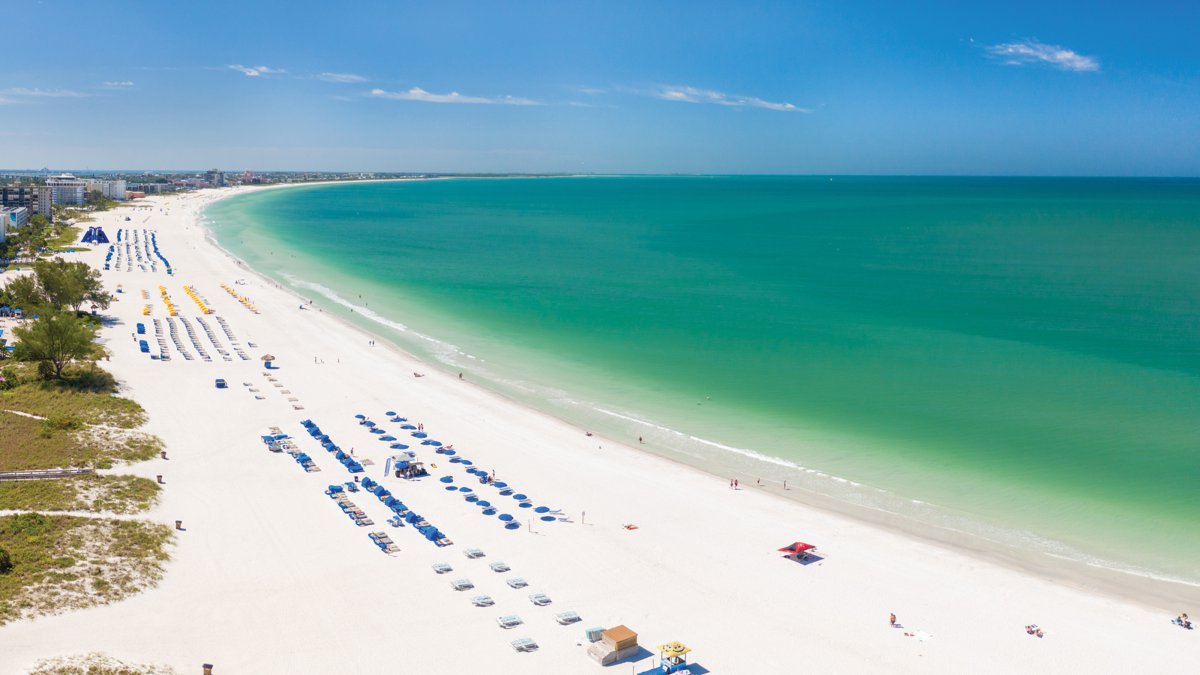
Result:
[200, 181, 1199, 612]
[0, 186, 1195, 673]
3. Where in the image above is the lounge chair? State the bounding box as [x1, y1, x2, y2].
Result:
[510, 637, 538, 652]
[529, 593, 552, 606]
[506, 577, 528, 589]
[464, 548, 485, 559]
[490, 562, 511, 573]
[432, 562, 453, 574]
[497, 615, 523, 629]
[450, 578, 474, 591]
[471, 595, 494, 607]
[554, 611, 582, 625]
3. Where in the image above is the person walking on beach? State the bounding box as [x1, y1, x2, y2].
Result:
[890, 613, 897, 628]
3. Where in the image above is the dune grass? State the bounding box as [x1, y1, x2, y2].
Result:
[0, 513, 172, 625]
[0, 474, 161, 514]
[30, 652, 177, 675]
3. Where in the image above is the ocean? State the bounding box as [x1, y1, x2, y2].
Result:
[205, 176, 1200, 597]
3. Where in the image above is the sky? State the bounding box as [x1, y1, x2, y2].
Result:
[1, 0, 1198, 175]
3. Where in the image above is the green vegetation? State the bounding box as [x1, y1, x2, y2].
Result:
[12, 313, 101, 379]
[0, 408, 159, 473]
[4, 256, 112, 314]
[0, 513, 172, 625]
[0, 474, 161, 514]
[30, 652, 177, 675]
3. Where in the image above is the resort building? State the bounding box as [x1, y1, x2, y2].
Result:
[83, 178, 128, 201]
[206, 169, 225, 187]
[0, 206, 31, 243]
[1, 206, 30, 231]
[46, 173, 87, 206]
[0, 186, 53, 220]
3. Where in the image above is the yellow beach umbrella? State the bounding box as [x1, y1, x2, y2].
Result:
[657, 642, 690, 659]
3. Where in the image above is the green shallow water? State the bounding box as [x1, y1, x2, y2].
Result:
[206, 176, 1200, 589]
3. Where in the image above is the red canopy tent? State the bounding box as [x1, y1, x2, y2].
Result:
[778, 542, 816, 557]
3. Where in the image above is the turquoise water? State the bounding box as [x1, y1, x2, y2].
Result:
[206, 176, 1200, 591]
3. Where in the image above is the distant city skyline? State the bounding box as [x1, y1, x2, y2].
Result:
[2, 1, 1197, 176]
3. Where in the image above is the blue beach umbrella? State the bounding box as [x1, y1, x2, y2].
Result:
[400, 424, 416, 430]
[364, 421, 376, 427]
[540, 516, 555, 522]
[385, 411, 396, 416]
[439, 476, 454, 483]
[412, 432, 427, 438]
[465, 495, 478, 502]
[518, 502, 532, 509]
[493, 482, 508, 488]
[426, 440, 443, 446]
[444, 486, 457, 491]
[458, 487, 473, 493]
[512, 493, 528, 500]
[482, 508, 497, 516]
[505, 522, 521, 530]
[392, 417, 408, 422]
[449, 457, 461, 463]
[498, 514, 514, 522]
[380, 435, 396, 441]
[534, 506, 550, 513]
[389, 443, 409, 449]
[476, 501, 491, 508]
[355, 414, 366, 419]
[460, 460, 473, 466]
[443, 449, 456, 455]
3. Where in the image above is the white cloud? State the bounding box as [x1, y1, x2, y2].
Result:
[984, 40, 1099, 72]
[316, 72, 367, 83]
[228, 64, 287, 77]
[653, 85, 807, 112]
[370, 87, 539, 105]
[102, 80, 135, 87]
[6, 87, 88, 98]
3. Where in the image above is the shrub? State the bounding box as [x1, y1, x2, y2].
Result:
[0, 546, 11, 574]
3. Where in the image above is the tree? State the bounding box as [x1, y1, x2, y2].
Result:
[33, 257, 110, 312]
[1, 274, 48, 311]
[12, 311, 97, 379]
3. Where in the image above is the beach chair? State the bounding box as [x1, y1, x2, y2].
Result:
[506, 577, 528, 589]
[432, 562, 453, 574]
[489, 562, 511, 573]
[471, 595, 495, 607]
[554, 611, 582, 625]
[450, 578, 474, 591]
[510, 637, 538, 652]
[497, 615, 523, 629]
[436, 536, 454, 547]
[464, 548, 485, 559]
[529, 593, 552, 606]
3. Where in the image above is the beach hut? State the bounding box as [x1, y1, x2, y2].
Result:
[587, 625, 639, 666]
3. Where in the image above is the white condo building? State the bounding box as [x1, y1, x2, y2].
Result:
[46, 173, 87, 206]
[83, 178, 128, 201]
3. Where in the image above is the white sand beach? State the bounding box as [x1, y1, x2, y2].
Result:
[1, 186, 1196, 674]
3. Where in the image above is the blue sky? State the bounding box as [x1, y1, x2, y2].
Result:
[2, 0, 1197, 175]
